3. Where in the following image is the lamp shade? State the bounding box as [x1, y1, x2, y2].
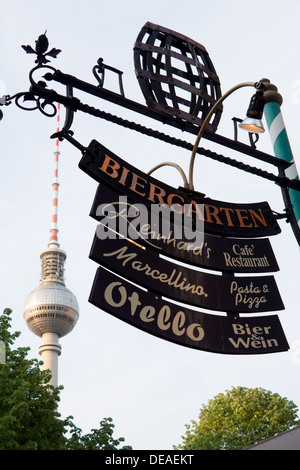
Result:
[239, 117, 265, 133]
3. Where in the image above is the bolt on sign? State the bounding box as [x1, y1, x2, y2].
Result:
[79, 140, 289, 354]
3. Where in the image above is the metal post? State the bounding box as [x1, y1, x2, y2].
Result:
[262, 80, 300, 243]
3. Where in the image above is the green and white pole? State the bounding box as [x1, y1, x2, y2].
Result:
[262, 80, 300, 244]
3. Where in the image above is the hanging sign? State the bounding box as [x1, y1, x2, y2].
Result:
[89, 231, 284, 313]
[89, 266, 289, 354]
[90, 183, 279, 273]
[79, 140, 281, 238]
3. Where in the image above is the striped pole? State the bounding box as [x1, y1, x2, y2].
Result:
[49, 103, 61, 246]
[262, 80, 300, 244]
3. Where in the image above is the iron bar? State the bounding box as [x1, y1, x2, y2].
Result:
[43, 69, 290, 170]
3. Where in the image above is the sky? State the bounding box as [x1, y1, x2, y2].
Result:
[1, 0, 300, 450]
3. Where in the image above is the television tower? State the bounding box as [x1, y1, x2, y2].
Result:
[24, 105, 79, 387]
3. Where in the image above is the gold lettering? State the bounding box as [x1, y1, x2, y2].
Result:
[148, 183, 166, 205]
[128, 292, 141, 316]
[104, 281, 126, 307]
[172, 311, 186, 336]
[157, 305, 171, 330]
[219, 207, 235, 226]
[129, 173, 147, 196]
[103, 280, 205, 344]
[187, 200, 205, 221]
[140, 306, 155, 322]
[119, 167, 130, 186]
[205, 204, 223, 225]
[187, 323, 205, 341]
[167, 193, 184, 213]
[249, 209, 268, 227]
[100, 154, 120, 179]
[235, 209, 252, 228]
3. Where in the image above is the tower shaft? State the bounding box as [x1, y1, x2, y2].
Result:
[39, 332, 61, 388]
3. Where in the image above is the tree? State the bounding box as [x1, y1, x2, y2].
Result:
[0, 308, 65, 450]
[65, 417, 132, 450]
[0, 308, 131, 450]
[175, 386, 300, 450]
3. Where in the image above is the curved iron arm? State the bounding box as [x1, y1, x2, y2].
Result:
[188, 82, 256, 191]
[147, 162, 188, 188]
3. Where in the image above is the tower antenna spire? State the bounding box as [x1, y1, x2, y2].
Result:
[49, 103, 60, 247]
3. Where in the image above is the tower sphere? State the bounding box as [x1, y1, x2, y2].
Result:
[24, 281, 79, 338]
[24, 243, 79, 338]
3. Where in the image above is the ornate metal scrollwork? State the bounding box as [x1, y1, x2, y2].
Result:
[21, 31, 61, 66]
[92, 57, 125, 96]
[1, 90, 56, 116]
[2, 65, 58, 118]
[1, 31, 61, 118]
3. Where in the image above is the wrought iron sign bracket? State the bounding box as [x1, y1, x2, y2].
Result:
[0, 33, 290, 171]
[41, 67, 290, 171]
[1, 30, 300, 245]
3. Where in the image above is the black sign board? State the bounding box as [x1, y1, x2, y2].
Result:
[79, 140, 281, 238]
[89, 266, 289, 354]
[90, 183, 279, 273]
[89, 231, 284, 313]
[81, 141, 287, 354]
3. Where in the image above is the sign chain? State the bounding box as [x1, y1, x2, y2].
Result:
[75, 100, 296, 195]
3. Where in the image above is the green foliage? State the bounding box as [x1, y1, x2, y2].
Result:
[0, 308, 65, 449]
[176, 386, 300, 450]
[65, 417, 132, 450]
[0, 308, 132, 450]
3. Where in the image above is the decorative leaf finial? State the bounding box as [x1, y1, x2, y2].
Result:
[22, 32, 61, 66]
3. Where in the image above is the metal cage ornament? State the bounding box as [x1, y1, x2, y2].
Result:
[134, 22, 223, 132]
